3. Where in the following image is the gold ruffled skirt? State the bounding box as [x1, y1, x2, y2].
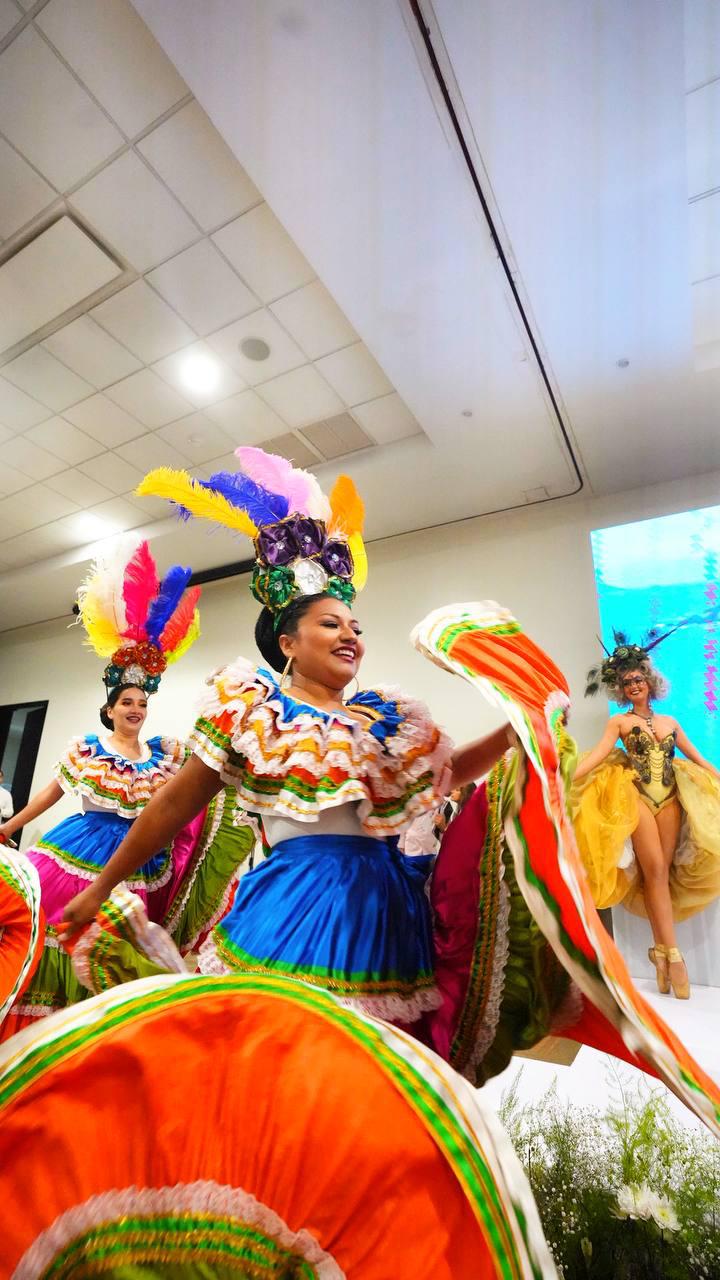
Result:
[571, 750, 720, 921]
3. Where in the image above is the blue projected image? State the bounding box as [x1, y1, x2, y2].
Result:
[590, 505, 720, 762]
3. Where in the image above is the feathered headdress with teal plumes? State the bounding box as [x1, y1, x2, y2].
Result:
[585, 626, 679, 698]
[76, 540, 201, 693]
[135, 446, 367, 616]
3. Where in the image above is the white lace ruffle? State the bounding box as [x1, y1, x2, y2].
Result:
[338, 984, 442, 1024]
[30, 844, 174, 894]
[12, 1180, 344, 1280]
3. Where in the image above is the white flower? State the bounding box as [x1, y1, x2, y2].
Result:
[614, 1183, 655, 1220]
[651, 1198, 679, 1232]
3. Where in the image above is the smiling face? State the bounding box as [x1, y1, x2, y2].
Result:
[106, 686, 148, 735]
[278, 597, 365, 691]
[621, 668, 649, 707]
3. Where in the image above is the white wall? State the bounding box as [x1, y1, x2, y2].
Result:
[2, 467, 719, 983]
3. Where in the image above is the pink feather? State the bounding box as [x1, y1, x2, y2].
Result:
[121, 541, 160, 642]
[235, 447, 313, 516]
[159, 585, 201, 653]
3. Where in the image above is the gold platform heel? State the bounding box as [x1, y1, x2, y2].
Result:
[648, 944, 670, 994]
[666, 947, 690, 1000]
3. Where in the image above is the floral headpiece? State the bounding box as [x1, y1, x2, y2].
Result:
[134, 447, 367, 618]
[585, 627, 676, 698]
[76, 541, 201, 694]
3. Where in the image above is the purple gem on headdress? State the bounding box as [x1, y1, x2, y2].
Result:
[291, 516, 326, 558]
[257, 522, 299, 567]
[322, 538, 353, 579]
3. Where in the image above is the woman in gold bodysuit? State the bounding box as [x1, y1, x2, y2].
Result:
[572, 638, 720, 1000]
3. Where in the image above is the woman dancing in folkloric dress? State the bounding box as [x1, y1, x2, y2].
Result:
[0, 542, 253, 1034]
[573, 632, 720, 1000]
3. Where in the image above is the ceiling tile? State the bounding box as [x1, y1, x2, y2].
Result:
[37, 0, 187, 138]
[257, 432, 319, 469]
[3, 435, 66, 480]
[138, 100, 260, 231]
[689, 191, 720, 283]
[91, 281, 195, 363]
[316, 342, 393, 406]
[0, 27, 123, 191]
[0, 0, 21, 41]
[2, 347, 94, 412]
[351, 393, 421, 445]
[0, 216, 122, 356]
[79, 452, 144, 495]
[205, 388, 288, 446]
[684, 0, 720, 92]
[192, 451, 240, 482]
[0, 422, 13, 445]
[65, 393, 146, 447]
[25, 417, 104, 465]
[0, 481, 78, 535]
[0, 135, 56, 239]
[71, 152, 198, 273]
[692, 275, 720, 347]
[156, 412, 237, 464]
[212, 204, 315, 302]
[686, 79, 720, 199]
[270, 281, 358, 360]
[0, 522, 80, 568]
[44, 315, 141, 388]
[256, 366, 343, 429]
[207, 309, 306, 386]
[115, 433, 191, 472]
[85, 496, 147, 533]
[301, 413, 374, 459]
[0, 378, 51, 430]
[152, 342, 245, 407]
[105, 368, 193, 428]
[0, 464, 32, 497]
[147, 240, 257, 335]
[125, 490, 172, 522]
[53, 508, 124, 544]
[46, 468, 115, 506]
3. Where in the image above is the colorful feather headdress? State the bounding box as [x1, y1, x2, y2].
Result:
[135, 446, 367, 617]
[585, 627, 678, 698]
[76, 540, 201, 694]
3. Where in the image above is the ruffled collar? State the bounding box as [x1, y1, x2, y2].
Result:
[256, 667, 404, 747]
[86, 733, 171, 772]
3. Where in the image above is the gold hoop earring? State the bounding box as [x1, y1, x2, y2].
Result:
[345, 676, 360, 702]
[280, 656, 293, 689]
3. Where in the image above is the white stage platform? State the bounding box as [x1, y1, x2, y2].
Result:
[481, 978, 720, 1130]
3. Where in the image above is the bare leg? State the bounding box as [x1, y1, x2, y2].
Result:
[631, 801, 677, 950]
[655, 799, 688, 994]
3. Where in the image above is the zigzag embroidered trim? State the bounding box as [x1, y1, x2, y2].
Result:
[12, 1180, 344, 1280]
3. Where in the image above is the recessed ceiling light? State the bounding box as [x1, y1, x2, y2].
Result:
[461, 409, 473, 418]
[616, 357, 630, 368]
[240, 336, 271, 361]
[179, 351, 221, 394]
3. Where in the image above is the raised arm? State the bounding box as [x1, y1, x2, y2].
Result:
[61, 756, 224, 935]
[674, 723, 720, 779]
[450, 725, 515, 789]
[0, 779, 64, 843]
[572, 717, 622, 782]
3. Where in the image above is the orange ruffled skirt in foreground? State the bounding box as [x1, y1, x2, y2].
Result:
[0, 972, 553, 1279]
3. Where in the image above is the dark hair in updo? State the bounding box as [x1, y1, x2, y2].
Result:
[99, 684, 146, 730]
[255, 593, 333, 673]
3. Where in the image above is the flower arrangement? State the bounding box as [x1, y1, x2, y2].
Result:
[499, 1068, 719, 1279]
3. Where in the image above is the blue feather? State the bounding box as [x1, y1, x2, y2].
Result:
[202, 472, 289, 525]
[145, 565, 192, 645]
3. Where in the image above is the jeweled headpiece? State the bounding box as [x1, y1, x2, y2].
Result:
[76, 541, 201, 694]
[585, 627, 676, 698]
[134, 447, 367, 617]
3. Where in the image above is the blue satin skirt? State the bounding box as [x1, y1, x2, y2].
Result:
[201, 834, 438, 1018]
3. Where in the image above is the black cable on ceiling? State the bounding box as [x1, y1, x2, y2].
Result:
[407, 0, 583, 495]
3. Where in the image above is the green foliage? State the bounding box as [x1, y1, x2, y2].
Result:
[499, 1067, 720, 1279]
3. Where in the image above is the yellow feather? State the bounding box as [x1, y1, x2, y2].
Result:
[77, 581, 122, 656]
[328, 475, 364, 537]
[349, 532, 368, 592]
[165, 610, 201, 665]
[136, 468, 258, 538]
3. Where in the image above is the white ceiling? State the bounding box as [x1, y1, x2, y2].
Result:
[1, 0, 718, 632]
